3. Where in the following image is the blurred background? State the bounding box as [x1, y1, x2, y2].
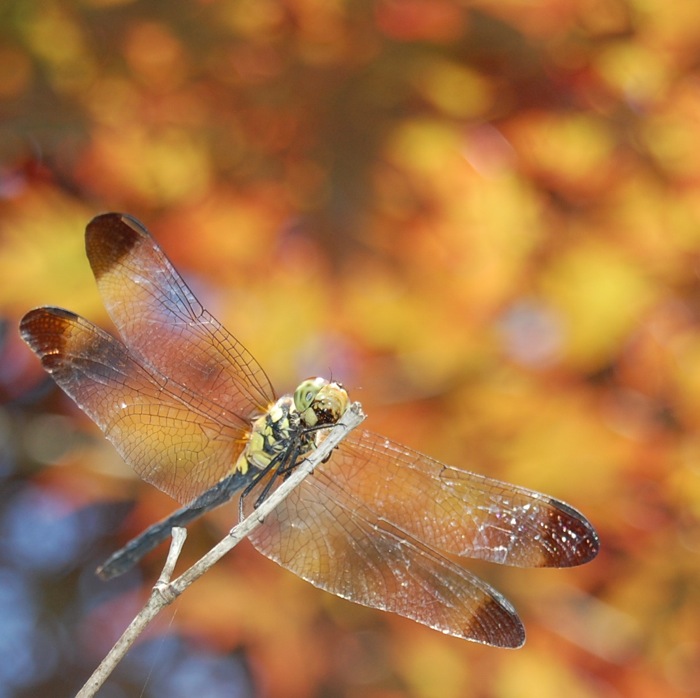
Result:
[1, 0, 699, 696]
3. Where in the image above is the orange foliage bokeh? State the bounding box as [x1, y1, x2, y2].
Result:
[1, 1, 699, 697]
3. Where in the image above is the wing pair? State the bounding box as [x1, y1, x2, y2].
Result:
[20, 213, 599, 647]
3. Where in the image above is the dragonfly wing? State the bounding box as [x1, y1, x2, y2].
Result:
[247, 466, 525, 646]
[85, 213, 275, 420]
[326, 430, 599, 568]
[20, 308, 245, 503]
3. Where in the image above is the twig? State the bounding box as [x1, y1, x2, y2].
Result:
[76, 402, 365, 698]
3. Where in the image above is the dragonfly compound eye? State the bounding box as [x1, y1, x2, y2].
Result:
[293, 377, 326, 412]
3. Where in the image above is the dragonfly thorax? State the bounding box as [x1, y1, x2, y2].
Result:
[234, 378, 349, 476]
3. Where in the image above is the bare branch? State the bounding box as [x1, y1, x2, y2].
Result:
[158, 527, 187, 585]
[76, 402, 365, 698]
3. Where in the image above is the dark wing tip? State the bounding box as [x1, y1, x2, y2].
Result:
[19, 307, 79, 367]
[85, 212, 150, 280]
[543, 497, 600, 567]
[20, 306, 77, 340]
[466, 594, 526, 649]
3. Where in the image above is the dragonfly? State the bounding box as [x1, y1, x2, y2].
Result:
[20, 213, 599, 647]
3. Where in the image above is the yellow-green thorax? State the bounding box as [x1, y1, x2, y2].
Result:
[234, 378, 349, 476]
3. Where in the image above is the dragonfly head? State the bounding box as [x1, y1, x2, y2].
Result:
[294, 377, 349, 428]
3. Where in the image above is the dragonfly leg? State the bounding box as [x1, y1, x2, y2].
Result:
[237, 423, 336, 521]
[237, 440, 304, 522]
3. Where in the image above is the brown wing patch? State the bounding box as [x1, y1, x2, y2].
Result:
[20, 307, 245, 503]
[85, 213, 144, 281]
[325, 430, 599, 569]
[245, 464, 526, 646]
[84, 212, 274, 421]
